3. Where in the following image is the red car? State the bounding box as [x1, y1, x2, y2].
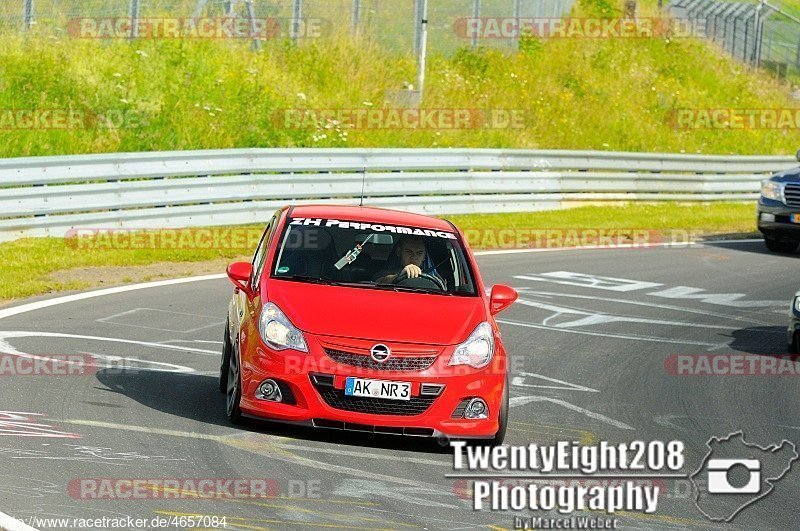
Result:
[221, 205, 518, 444]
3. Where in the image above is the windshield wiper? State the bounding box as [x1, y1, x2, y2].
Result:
[382, 285, 454, 296]
[279, 275, 338, 286]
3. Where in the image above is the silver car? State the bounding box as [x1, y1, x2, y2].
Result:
[790, 291, 800, 353]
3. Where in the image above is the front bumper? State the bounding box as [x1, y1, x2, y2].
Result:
[758, 198, 800, 239]
[237, 333, 506, 438]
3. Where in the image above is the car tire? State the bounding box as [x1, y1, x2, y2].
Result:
[790, 332, 800, 355]
[483, 376, 509, 446]
[764, 238, 799, 253]
[225, 338, 243, 425]
[219, 321, 232, 394]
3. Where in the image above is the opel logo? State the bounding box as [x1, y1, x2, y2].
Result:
[370, 344, 391, 362]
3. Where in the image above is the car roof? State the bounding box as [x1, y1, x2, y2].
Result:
[288, 205, 455, 232]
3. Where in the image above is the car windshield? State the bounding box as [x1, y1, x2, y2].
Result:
[271, 217, 477, 296]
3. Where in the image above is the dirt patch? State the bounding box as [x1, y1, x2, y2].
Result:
[46, 257, 248, 289]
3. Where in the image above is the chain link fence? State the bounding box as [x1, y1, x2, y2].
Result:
[0, 0, 575, 54]
[670, 0, 800, 79]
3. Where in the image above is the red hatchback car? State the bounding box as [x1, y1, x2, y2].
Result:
[221, 205, 518, 444]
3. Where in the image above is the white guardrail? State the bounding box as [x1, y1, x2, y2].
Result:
[0, 148, 797, 242]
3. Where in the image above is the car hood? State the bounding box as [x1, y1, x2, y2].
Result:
[267, 280, 485, 346]
[770, 168, 800, 182]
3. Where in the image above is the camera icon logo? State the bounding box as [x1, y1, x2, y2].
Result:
[706, 459, 761, 494]
[691, 431, 798, 522]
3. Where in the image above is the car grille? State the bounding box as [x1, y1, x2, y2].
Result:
[324, 348, 437, 371]
[311, 377, 436, 416]
[785, 183, 800, 208]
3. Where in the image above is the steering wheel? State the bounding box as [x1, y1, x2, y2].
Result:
[392, 269, 447, 291]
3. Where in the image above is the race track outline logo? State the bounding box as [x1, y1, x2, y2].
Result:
[690, 431, 798, 522]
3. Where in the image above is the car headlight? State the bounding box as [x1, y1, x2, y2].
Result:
[761, 180, 784, 202]
[259, 303, 308, 352]
[449, 322, 495, 368]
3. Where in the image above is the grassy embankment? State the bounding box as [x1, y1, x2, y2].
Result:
[0, 0, 791, 302]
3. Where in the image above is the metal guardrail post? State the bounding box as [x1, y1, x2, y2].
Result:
[23, 0, 34, 32]
[129, 0, 140, 40]
[291, 0, 303, 44]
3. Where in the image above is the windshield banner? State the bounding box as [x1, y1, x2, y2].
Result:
[290, 218, 457, 240]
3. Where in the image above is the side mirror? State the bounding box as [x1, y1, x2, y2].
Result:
[489, 284, 518, 315]
[227, 262, 254, 296]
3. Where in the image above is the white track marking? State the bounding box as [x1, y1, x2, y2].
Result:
[0, 274, 226, 321]
[0, 331, 218, 356]
[498, 318, 727, 347]
[97, 307, 224, 334]
[0, 510, 38, 531]
[515, 272, 663, 292]
[513, 289, 776, 326]
[473, 239, 761, 256]
[511, 372, 599, 393]
[515, 298, 734, 330]
[510, 396, 634, 430]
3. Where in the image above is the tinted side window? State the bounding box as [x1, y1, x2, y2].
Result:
[250, 212, 280, 291]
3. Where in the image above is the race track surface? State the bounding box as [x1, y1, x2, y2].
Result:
[1, 240, 798, 530]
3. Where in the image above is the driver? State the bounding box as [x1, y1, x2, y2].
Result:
[374, 236, 444, 286]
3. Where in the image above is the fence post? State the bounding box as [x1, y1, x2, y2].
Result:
[755, 0, 766, 66]
[513, 0, 522, 48]
[23, 0, 34, 31]
[471, 0, 480, 48]
[416, 0, 428, 103]
[291, 0, 303, 44]
[414, 0, 422, 55]
[245, 0, 260, 50]
[352, 0, 361, 35]
[796, 34, 800, 68]
[129, 0, 140, 40]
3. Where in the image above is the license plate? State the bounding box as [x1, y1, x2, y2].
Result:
[344, 377, 411, 401]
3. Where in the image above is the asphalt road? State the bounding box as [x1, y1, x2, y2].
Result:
[0, 240, 798, 530]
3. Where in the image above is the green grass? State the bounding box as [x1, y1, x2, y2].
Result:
[0, 202, 757, 303]
[0, 0, 796, 156]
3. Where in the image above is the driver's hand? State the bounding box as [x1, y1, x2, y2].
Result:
[402, 264, 422, 278]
